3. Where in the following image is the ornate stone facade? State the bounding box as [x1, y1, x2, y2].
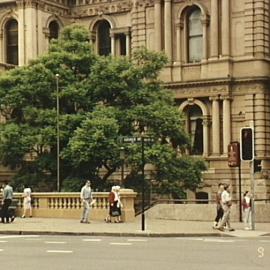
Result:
[0, 0, 270, 201]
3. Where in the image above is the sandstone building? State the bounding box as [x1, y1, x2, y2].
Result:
[0, 0, 269, 201]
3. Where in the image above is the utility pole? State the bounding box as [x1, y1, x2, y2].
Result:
[56, 74, 60, 192]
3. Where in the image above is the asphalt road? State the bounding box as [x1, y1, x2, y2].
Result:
[0, 235, 269, 270]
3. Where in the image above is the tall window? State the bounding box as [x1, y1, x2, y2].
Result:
[185, 105, 203, 155]
[6, 19, 18, 65]
[97, 20, 111, 56]
[118, 33, 126, 56]
[188, 8, 203, 62]
[49, 21, 60, 41]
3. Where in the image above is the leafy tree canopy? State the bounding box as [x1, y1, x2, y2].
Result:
[0, 25, 206, 195]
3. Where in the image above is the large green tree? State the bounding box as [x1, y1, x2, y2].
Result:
[0, 25, 206, 194]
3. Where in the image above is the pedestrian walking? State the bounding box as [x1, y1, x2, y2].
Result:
[242, 191, 252, 230]
[21, 186, 32, 218]
[217, 184, 235, 231]
[1, 181, 15, 223]
[80, 180, 93, 224]
[213, 183, 224, 229]
[114, 186, 123, 223]
[105, 186, 116, 223]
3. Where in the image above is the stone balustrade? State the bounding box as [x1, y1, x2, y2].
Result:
[1, 189, 137, 222]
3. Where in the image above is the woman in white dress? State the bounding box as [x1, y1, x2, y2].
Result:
[22, 186, 32, 218]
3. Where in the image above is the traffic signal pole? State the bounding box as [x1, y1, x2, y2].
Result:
[238, 164, 242, 222]
[240, 126, 255, 230]
[250, 160, 255, 230]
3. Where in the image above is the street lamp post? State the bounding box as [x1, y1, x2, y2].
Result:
[141, 135, 145, 231]
[55, 74, 60, 192]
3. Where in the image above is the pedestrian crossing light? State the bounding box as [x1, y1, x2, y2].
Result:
[240, 127, 254, 161]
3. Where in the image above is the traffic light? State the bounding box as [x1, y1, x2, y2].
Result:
[240, 127, 254, 161]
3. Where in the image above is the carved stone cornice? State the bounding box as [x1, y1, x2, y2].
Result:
[24, 0, 38, 8]
[110, 27, 131, 35]
[209, 96, 220, 102]
[0, 2, 16, 11]
[41, 2, 70, 17]
[72, 1, 133, 18]
[171, 86, 228, 99]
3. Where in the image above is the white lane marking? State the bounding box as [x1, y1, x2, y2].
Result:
[175, 238, 204, 241]
[46, 250, 73, 253]
[0, 235, 40, 239]
[45, 241, 67, 244]
[24, 238, 42, 241]
[110, 243, 132, 246]
[0, 241, 8, 243]
[204, 239, 235, 243]
[127, 239, 147, 242]
[82, 239, 102, 242]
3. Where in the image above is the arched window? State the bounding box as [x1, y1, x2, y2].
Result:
[97, 20, 111, 56]
[49, 21, 60, 41]
[188, 8, 203, 62]
[185, 105, 203, 155]
[6, 19, 18, 65]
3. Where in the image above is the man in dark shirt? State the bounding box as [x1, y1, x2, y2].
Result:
[1, 181, 15, 223]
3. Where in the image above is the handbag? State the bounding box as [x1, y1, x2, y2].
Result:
[111, 210, 119, 217]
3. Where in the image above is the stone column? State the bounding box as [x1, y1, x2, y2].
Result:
[210, 0, 218, 58]
[89, 32, 96, 47]
[154, 0, 162, 51]
[222, 96, 231, 154]
[221, 0, 230, 56]
[202, 18, 208, 60]
[202, 118, 209, 156]
[210, 96, 220, 155]
[0, 31, 3, 63]
[176, 23, 183, 62]
[43, 29, 50, 53]
[24, 2, 38, 63]
[17, 2, 25, 66]
[126, 33, 130, 56]
[111, 33, 115, 56]
[164, 0, 172, 60]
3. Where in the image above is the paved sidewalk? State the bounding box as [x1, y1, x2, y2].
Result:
[0, 217, 269, 237]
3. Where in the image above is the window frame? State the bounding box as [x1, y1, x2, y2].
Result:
[5, 19, 18, 66]
[187, 7, 203, 63]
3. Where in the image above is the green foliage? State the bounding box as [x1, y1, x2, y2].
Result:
[61, 177, 85, 192]
[0, 25, 206, 194]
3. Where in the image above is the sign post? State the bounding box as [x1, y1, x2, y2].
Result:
[122, 135, 154, 231]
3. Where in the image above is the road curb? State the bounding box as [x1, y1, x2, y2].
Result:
[0, 230, 268, 237]
[0, 230, 232, 237]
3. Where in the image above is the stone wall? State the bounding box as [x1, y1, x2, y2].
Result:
[146, 203, 270, 223]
